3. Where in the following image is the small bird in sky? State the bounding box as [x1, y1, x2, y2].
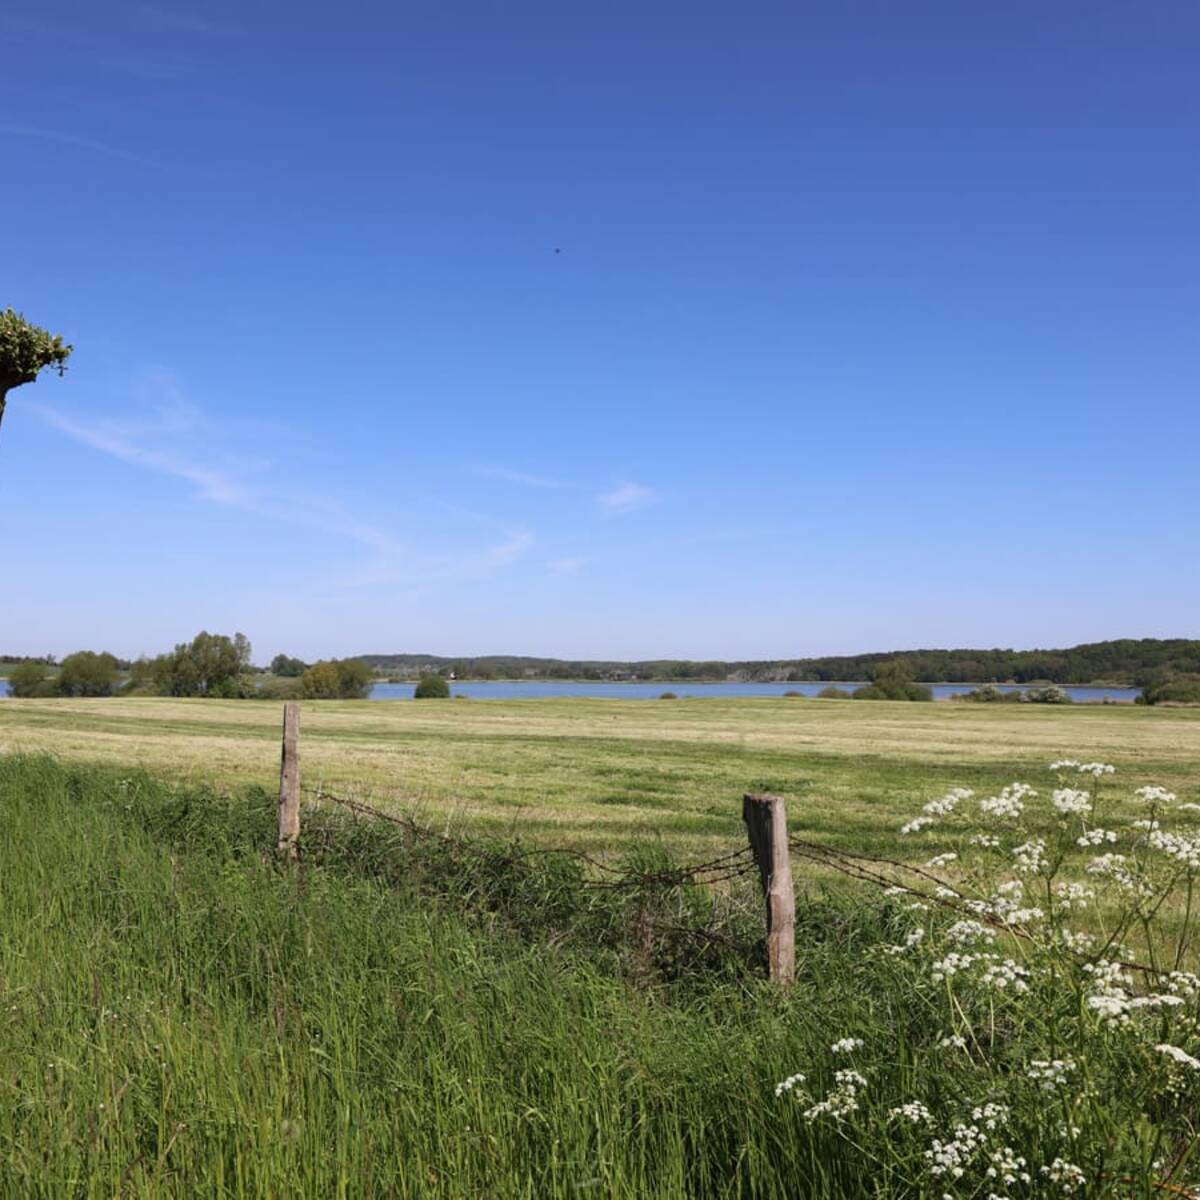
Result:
[554, 247, 561, 254]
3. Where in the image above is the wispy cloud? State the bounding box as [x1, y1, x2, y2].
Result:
[36, 406, 252, 506]
[0, 125, 157, 165]
[474, 465, 563, 489]
[597, 480, 657, 514]
[549, 556, 586, 574]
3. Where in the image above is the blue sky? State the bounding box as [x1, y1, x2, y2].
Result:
[2, 1, 1197, 662]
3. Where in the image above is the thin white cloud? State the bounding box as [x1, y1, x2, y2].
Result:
[36, 406, 252, 506]
[549, 556, 586, 574]
[597, 480, 657, 514]
[0, 125, 156, 165]
[474, 465, 563, 489]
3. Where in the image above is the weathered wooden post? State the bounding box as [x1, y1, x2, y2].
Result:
[743, 793, 796, 986]
[278, 702, 300, 859]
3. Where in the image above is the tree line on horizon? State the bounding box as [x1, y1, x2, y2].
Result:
[359, 638, 1200, 687]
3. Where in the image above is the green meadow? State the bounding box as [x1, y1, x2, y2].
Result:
[1, 694, 1198, 856]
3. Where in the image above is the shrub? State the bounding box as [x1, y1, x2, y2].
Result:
[413, 673, 450, 700]
[7, 660, 53, 697]
[956, 684, 1020, 703]
[854, 660, 933, 701]
[152, 631, 252, 697]
[56, 651, 118, 697]
[658, 691, 678, 700]
[783, 690, 803, 697]
[302, 658, 373, 700]
[817, 685, 852, 699]
[270, 653, 308, 678]
[1022, 684, 1072, 704]
[1140, 674, 1200, 706]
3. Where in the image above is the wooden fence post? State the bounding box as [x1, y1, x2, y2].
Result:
[743, 793, 796, 986]
[278, 702, 300, 859]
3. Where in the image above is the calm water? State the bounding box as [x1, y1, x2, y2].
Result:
[0, 677, 1142, 703]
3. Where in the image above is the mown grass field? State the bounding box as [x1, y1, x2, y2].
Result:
[1, 695, 1198, 855]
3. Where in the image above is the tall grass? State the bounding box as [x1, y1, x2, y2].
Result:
[2, 755, 1198, 1197]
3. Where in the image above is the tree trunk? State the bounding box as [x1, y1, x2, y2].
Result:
[0, 386, 8, 434]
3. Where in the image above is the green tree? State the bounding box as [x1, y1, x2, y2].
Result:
[57, 651, 118, 697]
[301, 658, 373, 699]
[853, 660, 933, 702]
[153, 631, 252, 697]
[7, 660, 52, 697]
[270, 653, 308, 678]
[413, 674, 450, 699]
[0, 308, 72, 435]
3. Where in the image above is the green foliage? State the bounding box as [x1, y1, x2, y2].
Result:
[0, 307, 71, 394]
[301, 658, 373, 699]
[152, 631, 252, 697]
[56, 650, 118, 697]
[852, 660, 932, 702]
[1140, 674, 1200, 706]
[817, 685, 852, 699]
[413, 673, 450, 699]
[253, 675, 304, 700]
[658, 691, 678, 700]
[6, 660, 52, 697]
[269, 653, 308, 678]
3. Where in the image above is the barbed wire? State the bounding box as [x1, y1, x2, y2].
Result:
[304, 785, 756, 891]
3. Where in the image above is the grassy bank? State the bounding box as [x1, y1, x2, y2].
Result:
[5, 755, 1200, 1197]
[1, 696, 1198, 856]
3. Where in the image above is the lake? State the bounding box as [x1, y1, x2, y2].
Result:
[0, 678, 1143, 702]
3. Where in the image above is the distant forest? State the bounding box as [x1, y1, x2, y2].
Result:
[361, 638, 1200, 686]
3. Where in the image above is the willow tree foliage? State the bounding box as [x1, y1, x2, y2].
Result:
[0, 308, 72, 434]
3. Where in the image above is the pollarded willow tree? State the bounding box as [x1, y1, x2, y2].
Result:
[0, 308, 72, 435]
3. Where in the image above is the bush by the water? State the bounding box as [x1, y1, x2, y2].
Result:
[817, 685, 852, 699]
[659, 691, 678, 700]
[851, 660, 932, 702]
[1139, 673, 1200, 706]
[301, 657, 373, 699]
[414, 673, 451, 699]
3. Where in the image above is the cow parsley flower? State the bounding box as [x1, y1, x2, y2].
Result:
[1041, 1158, 1086, 1192]
[1076, 762, 1115, 778]
[1136, 785, 1176, 807]
[980, 783, 1035, 820]
[925, 852, 958, 868]
[889, 1101, 933, 1123]
[1076, 828, 1117, 847]
[1156, 1044, 1200, 1071]
[1053, 882, 1094, 911]
[831, 1037, 864, 1054]
[1051, 788, 1091, 816]
[803, 1069, 867, 1122]
[884, 928, 925, 955]
[1012, 838, 1048, 874]
[945, 919, 996, 946]
[1026, 1058, 1075, 1091]
[774, 1072, 806, 1097]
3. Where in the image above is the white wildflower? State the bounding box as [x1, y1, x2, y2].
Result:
[1166, 972, 1200, 998]
[934, 886, 959, 900]
[978, 957, 1031, 993]
[988, 1146, 1031, 1186]
[945, 919, 996, 946]
[889, 1101, 933, 1123]
[926, 1121, 986, 1178]
[1136, 785, 1176, 807]
[803, 1068, 867, 1122]
[925, 852, 958, 869]
[1076, 828, 1117, 847]
[1148, 829, 1200, 871]
[1076, 762, 1115, 778]
[774, 1072, 806, 1097]
[1059, 929, 1096, 953]
[884, 928, 926, 956]
[1041, 1157, 1086, 1192]
[969, 833, 1002, 849]
[932, 952, 978, 982]
[1156, 1044, 1200, 1071]
[831, 1037, 864, 1054]
[980, 783, 1035, 820]
[971, 1102, 1009, 1130]
[1026, 1058, 1075, 1091]
[938, 1034, 968, 1050]
[1049, 760, 1080, 771]
[1012, 838, 1048, 875]
[1053, 882, 1094, 911]
[1051, 788, 1091, 816]
[901, 815, 937, 835]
